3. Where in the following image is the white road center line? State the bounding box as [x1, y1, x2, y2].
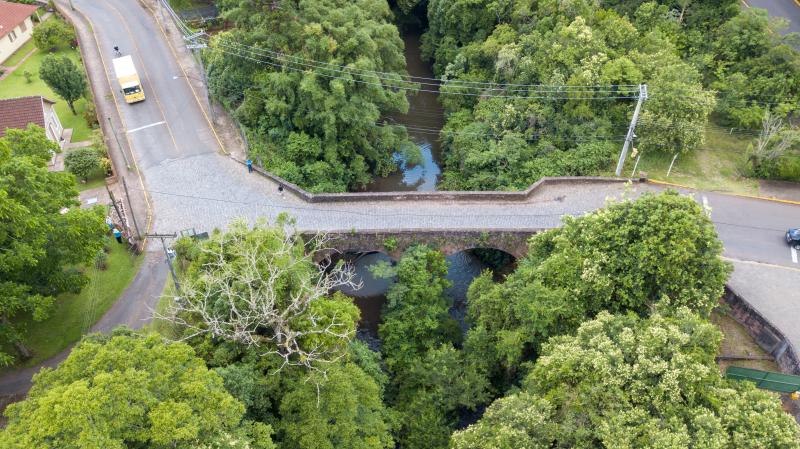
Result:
[792, 247, 798, 264]
[126, 121, 166, 134]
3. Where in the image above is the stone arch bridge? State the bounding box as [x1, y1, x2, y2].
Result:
[303, 229, 542, 262]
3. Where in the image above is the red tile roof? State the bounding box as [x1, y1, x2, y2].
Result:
[0, 96, 55, 138]
[0, 1, 38, 39]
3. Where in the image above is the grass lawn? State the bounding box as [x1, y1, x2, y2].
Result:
[1, 242, 142, 370]
[2, 39, 36, 68]
[76, 176, 106, 192]
[712, 310, 779, 373]
[169, 0, 212, 11]
[0, 21, 96, 142]
[621, 127, 762, 194]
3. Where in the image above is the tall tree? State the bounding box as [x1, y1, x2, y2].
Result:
[208, 0, 415, 192]
[0, 331, 275, 449]
[375, 246, 488, 449]
[464, 190, 730, 385]
[452, 310, 800, 449]
[39, 55, 86, 115]
[0, 126, 106, 365]
[32, 19, 75, 51]
[278, 361, 394, 449]
[159, 218, 361, 372]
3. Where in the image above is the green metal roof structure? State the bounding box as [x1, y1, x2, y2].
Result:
[725, 366, 800, 393]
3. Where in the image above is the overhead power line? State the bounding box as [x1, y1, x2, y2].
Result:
[208, 41, 641, 100]
[199, 35, 642, 92]
[202, 38, 637, 100]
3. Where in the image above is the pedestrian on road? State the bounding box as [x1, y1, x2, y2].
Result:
[278, 185, 284, 198]
[113, 228, 123, 244]
[246, 159, 253, 173]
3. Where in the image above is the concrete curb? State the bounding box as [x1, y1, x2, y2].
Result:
[723, 285, 800, 375]
[649, 179, 800, 206]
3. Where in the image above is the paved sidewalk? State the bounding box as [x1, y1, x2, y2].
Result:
[56, 0, 151, 245]
[727, 261, 800, 352]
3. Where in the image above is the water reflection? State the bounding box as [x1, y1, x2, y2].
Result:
[392, 143, 441, 190]
[366, 30, 445, 192]
[334, 252, 395, 337]
[333, 250, 498, 338]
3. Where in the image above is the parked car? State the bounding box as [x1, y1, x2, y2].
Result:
[787, 228, 800, 249]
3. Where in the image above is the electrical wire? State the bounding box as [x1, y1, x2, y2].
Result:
[207, 39, 642, 100]
[200, 34, 643, 91]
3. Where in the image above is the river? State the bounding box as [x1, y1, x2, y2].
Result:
[366, 30, 445, 192]
[334, 250, 513, 338]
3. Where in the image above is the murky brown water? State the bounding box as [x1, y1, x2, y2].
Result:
[366, 30, 445, 192]
[333, 250, 509, 338]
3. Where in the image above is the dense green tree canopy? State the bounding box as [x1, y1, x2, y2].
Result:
[452, 310, 800, 449]
[0, 331, 274, 449]
[32, 19, 75, 51]
[165, 218, 360, 370]
[39, 55, 86, 115]
[374, 246, 489, 449]
[424, 0, 717, 190]
[0, 126, 106, 366]
[278, 361, 394, 449]
[464, 190, 730, 383]
[209, 0, 415, 192]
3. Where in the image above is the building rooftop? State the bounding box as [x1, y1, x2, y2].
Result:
[0, 0, 38, 40]
[0, 96, 55, 138]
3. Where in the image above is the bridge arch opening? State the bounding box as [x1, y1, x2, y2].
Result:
[446, 248, 517, 331]
[325, 251, 396, 340]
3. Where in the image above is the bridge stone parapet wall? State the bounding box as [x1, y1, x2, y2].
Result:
[304, 228, 540, 262]
[722, 286, 800, 375]
[237, 156, 646, 203]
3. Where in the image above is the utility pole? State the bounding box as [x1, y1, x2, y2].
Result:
[105, 184, 130, 237]
[108, 116, 130, 169]
[186, 35, 214, 123]
[147, 233, 181, 294]
[615, 84, 648, 177]
[121, 176, 141, 239]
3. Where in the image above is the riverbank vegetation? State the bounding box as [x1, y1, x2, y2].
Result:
[5, 191, 798, 447]
[206, 0, 416, 192]
[206, 0, 799, 192]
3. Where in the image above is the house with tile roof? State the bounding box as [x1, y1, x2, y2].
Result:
[0, 95, 64, 147]
[0, 0, 39, 65]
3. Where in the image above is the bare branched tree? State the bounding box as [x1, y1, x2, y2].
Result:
[750, 110, 799, 168]
[155, 220, 362, 372]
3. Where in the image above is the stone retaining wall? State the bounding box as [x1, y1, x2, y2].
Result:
[238, 156, 646, 203]
[723, 285, 800, 375]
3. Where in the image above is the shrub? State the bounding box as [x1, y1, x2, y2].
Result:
[82, 102, 98, 128]
[64, 146, 102, 180]
[32, 19, 75, 51]
[23, 70, 33, 83]
[93, 249, 108, 270]
[383, 237, 398, 252]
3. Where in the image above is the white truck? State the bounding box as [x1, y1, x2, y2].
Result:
[112, 55, 145, 104]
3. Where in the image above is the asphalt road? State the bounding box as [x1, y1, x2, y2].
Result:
[1, 0, 799, 400]
[65, 0, 799, 267]
[745, 0, 800, 34]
